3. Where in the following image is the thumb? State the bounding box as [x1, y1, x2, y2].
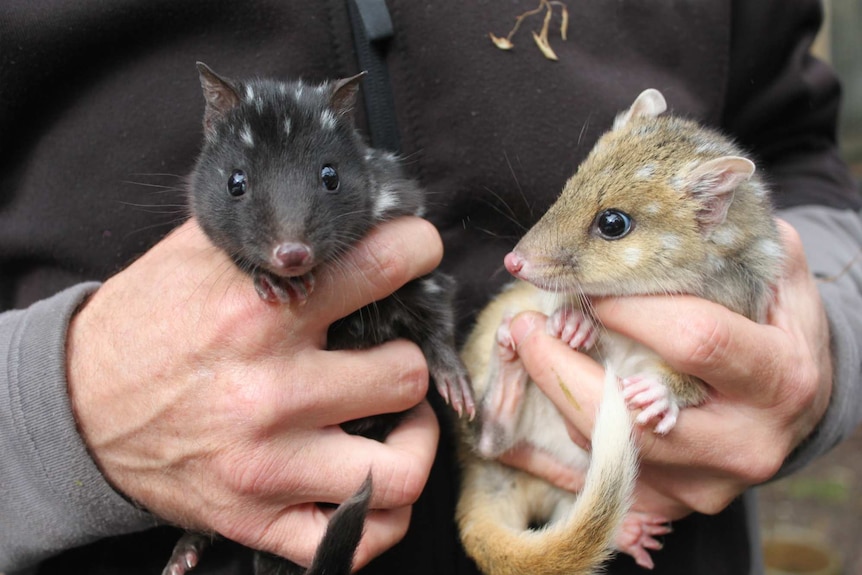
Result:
[507, 310, 605, 444]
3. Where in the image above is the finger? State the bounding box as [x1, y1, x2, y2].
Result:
[508, 310, 784, 479]
[507, 311, 605, 440]
[497, 443, 587, 492]
[245, 501, 411, 569]
[264, 400, 439, 509]
[352, 506, 413, 569]
[267, 339, 430, 428]
[634, 463, 749, 517]
[590, 221, 819, 403]
[303, 217, 444, 328]
[360, 399, 440, 509]
[590, 295, 790, 401]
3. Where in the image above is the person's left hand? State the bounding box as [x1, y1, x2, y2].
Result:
[499, 219, 832, 520]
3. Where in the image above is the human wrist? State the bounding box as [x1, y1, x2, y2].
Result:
[776, 283, 855, 479]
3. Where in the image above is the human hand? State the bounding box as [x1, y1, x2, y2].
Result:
[66, 217, 441, 568]
[499, 219, 831, 519]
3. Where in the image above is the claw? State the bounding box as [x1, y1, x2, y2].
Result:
[253, 271, 315, 305]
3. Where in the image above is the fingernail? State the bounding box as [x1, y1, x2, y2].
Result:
[508, 313, 539, 347]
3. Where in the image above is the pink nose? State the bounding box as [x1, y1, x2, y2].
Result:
[272, 242, 313, 270]
[504, 251, 525, 276]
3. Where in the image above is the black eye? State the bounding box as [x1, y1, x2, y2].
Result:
[227, 170, 247, 197]
[321, 164, 339, 191]
[596, 209, 633, 239]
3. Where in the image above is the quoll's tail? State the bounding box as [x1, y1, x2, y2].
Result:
[457, 368, 638, 575]
[254, 472, 373, 575]
[305, 472, 373, 575]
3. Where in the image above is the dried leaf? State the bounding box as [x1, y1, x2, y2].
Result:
[489, 33, 515, 50]
[560, 4, 569, 40]
[532, 31, 558, 60]
[539, 2, 553, 43]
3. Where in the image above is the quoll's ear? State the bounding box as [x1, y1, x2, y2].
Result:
[683, 156, 755, 235]
[613, 89, 667, 130]
[196, 62, 241, 139]
[330, 71, 367, 117]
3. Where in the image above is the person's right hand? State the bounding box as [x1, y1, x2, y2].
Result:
[65, 217, 441, 569]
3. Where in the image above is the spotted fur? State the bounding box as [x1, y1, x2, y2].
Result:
[167, 63, 472, 575]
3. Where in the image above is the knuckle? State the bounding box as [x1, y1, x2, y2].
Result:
[221, 446, 293, 499]
[738, 455, 783, 485]
[378, 458, 429, 508]
[223, 454, 269, 497]
[674, 314, 731, 371]
[725, 439, 785, 485]
[776, 219, 805, 262]
[688, 491, 738, 516]
[395, 464, 428, 506]
[784, 362, 820, 411]
[392, 342, 430, 403]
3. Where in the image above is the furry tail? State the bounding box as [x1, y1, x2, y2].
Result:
[457, 368, 638, 575]
[253, 472, 373, 575]
[305, 472, 373, 575]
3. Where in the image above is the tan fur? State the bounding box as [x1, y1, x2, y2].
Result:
[456, 89, 782, 575]
[458, 282, 637, 575]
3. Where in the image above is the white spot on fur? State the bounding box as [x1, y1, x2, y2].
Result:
[244, 85, 255, 101]
[284, 117, 292, 137]
[422, 278, 443, 295]
[373, 186, 400, 219]
[706, 253, 726, 271]
[240, 124, 254, 148]
[643, 202, 661, 215]
[751, 181, 768, 198]
[294, 85, 304, 100]
[277, 83, 288, 95]
[755, 237, 782, 260]
[321, 110, 337, 131]
[710, 226, 740, 247]
[623, 246, 641, 267]
[634, 165, 655, 180]
[661, 233, 682, 252]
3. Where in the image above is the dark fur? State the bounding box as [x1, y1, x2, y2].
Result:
[162, 65, 469, 575]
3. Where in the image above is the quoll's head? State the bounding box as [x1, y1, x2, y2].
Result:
[189, 63, 374, 277]
[506, 89, 759, 297]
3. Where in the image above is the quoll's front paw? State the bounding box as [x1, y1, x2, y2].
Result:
[547, 307, 598, 350]
[433, 364, 476, 420]
[253, 271, 315, 304]
[622, 375, 681, 435]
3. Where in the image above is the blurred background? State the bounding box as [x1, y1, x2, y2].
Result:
[757, 2, 862, 574]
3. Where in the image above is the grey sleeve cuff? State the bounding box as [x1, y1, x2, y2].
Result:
[775, 205, 862, 477]
[1, 283, 155, 572]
